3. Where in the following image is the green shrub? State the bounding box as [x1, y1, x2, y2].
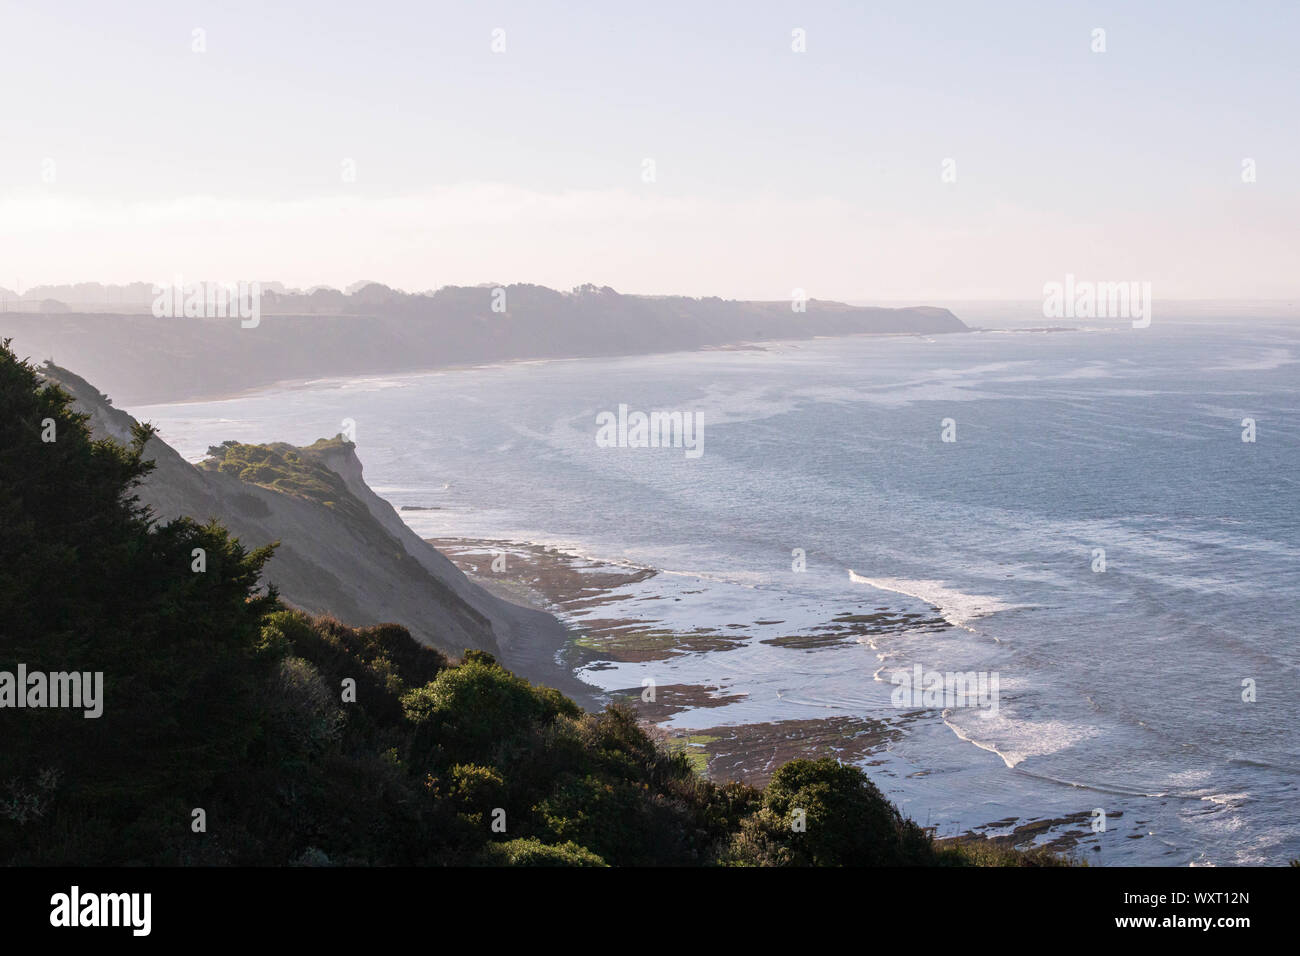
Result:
[476, 837, 606, 867]
[401, 653, 579, 768]
[449, 763, 507, 824]
[723, 758, 937, 866]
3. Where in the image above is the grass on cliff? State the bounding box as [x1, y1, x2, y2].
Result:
[199, 437, 369, 523]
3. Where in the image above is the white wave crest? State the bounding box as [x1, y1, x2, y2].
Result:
[847, 572, 1022, 630]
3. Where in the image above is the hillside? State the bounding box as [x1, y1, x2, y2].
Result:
[37, 361, 585, 699]
[2, 283, 967, 403]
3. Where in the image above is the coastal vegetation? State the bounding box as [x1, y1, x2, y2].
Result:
[200, 438, 369, 523]
[0, 341, 1065, 866]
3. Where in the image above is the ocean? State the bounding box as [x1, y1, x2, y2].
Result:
[132, 314, 1300, 865]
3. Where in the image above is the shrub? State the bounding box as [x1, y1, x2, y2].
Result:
[401, 653, 578, 768]
[723, 758, 936, 866]
[476, 837, 606, 867]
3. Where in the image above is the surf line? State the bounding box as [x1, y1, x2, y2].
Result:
[847, 570, 1008, 640]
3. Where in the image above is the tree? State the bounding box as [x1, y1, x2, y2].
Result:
[0, 340, 276, 863]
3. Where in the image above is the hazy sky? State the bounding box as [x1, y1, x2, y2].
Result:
[2, 0, 1296, 299]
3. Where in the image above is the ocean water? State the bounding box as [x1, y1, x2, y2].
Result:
[133, 317, 1300, 865]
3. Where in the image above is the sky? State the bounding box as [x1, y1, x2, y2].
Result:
[1, 0, 1297, 300]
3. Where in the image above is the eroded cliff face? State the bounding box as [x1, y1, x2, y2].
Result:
[38, 363, 580, 695]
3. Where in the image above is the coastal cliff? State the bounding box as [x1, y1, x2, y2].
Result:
[38, 362, 584, 698]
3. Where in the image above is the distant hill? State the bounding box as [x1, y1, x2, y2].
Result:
[39, 361, 587, 699]
[5, 283, 967, 403]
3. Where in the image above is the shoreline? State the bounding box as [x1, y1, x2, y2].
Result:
[429, 536, 916, 784]
[424, 535, 1117, 860]
[124, 328, 971, 407]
